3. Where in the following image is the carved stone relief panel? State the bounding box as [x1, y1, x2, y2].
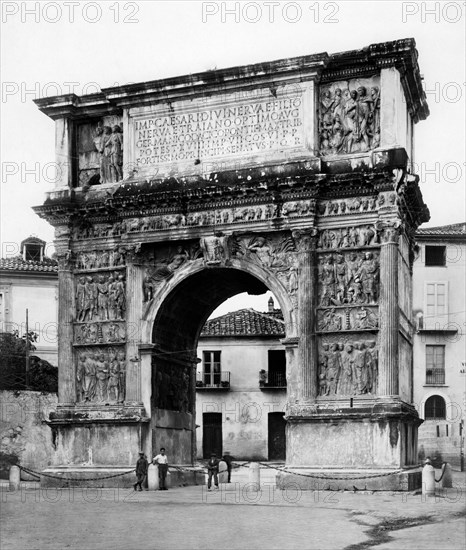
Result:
[78, 116, 123, 188]
[74, 249, 126, 270]
[76, 347, 126, 404]
[317, 306, 379, 332]
[153, 358, 191, 413]
[318, 336, 379, 397]
[281, 199, 315, 218]
[75, 271, 126, 322]
[74, 321, 126, 345]
[318, 225, 379, 250]
[319, 75, 381, 156]
[234, 233, 299, 297]
[140, 242, 198, 302]
[317, 250, 380, 307]
[317, 196, 377, 216]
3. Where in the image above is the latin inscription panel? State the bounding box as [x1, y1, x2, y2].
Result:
[128, 82, 316, 177]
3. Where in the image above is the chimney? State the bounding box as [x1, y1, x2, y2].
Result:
[268, 296, 274, 313]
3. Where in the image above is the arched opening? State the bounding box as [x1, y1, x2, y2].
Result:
[424, 395, 446, 420]
[149, 267, 290, 464]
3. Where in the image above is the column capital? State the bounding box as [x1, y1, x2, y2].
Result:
[56, 249, 73, 271]
[120, 241, 143, 264]
[292, 228, 319, 252]
[377, 220, 401, 244]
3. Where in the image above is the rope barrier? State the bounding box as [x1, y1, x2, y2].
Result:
[257, 461, 424, 481]
[16, 461, 435, 484]
[435, 463, 447, 483]
[18, 465, 135, 482]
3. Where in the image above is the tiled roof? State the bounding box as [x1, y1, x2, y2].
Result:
[201, 308, 285, 337]
[0, 256, 58, 273]
[416, 222, 466, 238]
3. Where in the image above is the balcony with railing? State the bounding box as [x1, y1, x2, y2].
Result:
[196, 371, 230, 390]
[259, 370, 287, 390]
[425, 368, 445, 385]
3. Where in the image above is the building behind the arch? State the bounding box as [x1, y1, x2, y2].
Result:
[33, 38, 431, 489]
[413, 222, 466, 469]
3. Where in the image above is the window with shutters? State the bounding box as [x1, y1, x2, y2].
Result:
[426, 345, 445, 385]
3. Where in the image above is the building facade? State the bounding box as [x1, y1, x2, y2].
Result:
[0, 237, 58, 364]
[196, 300, 286, 460]
[413, 223, 466, 468]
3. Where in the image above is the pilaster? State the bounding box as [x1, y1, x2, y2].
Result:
[125, 257, 143, 404]
[378, 222, 401, 397]
[56, 248, 75, 405]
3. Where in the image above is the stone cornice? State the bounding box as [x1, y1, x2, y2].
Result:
[33, 39, 427, 122]
[34, 53, 327, 119]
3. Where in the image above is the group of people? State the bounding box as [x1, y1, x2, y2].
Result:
[76, 273, 126, 322]
[76, 350, 126, 403]
[319, 340, 378, 396]
[133, 449, 234, 492]
[319, 85, 381, 155]
[134, 448, 169, 492]
[320, 251, 380, 307]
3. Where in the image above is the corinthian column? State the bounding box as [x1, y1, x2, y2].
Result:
[292, 229, 318, 402]
[378, 223, 401, 397]
[56, 248, 75, 405]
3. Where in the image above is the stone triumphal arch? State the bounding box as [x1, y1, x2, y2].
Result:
[34, 39, 430, 489]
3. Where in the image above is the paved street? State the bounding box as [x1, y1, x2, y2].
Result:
[1, 472, 465, 550]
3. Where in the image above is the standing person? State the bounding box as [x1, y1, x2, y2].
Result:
[222, 452, 233, 483]
[207, 453, 220, 491]
[134, 451, 148, 492]
[153, 448, 169, 490]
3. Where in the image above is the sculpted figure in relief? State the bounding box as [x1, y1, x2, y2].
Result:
[200, 234, 230, 266]
[353, 342, 371, 394]
[356, 252, 379, 304]
[143, 246, 189, 302]
[108, 125, 123, 183]
[338, 344, 355, 395]
[319, 83, 380, 155]
[320, 255, 336, 306]
[355, 307, 378, 329]
[325, 343, 341, 395]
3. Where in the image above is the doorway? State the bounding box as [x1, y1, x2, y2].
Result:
[203, 412, 222, 458]
[268, 412, 286, 460]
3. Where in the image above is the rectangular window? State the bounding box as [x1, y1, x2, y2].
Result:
[425, 282, 448, 318]
[425, 245, 446, 266]
[267, 350, 286, 387]
[203, 351, 221, 386]
[426, 345, 445, 384]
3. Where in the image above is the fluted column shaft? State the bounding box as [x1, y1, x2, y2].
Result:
[378, 227, 400, 396]
[293, 229, 318, 402]
[57, 261, 75, 405]
[125, 261, 143, 403]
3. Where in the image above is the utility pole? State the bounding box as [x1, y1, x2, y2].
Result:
[25, 309, 29, 389]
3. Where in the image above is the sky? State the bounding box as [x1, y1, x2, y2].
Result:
[1, 0, 465, 315]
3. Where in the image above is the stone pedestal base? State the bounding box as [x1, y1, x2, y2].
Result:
[276, 468, 421, 491]
[47, 405, 150, 467]
[284, 400, 421, 490]
[40, 465, 205, 488]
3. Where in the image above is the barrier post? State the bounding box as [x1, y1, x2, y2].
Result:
[248, 462, 260, 490]
[9, 465, 20, 492]
[422, 462, 435, 497]
[148, 464, 159, 491]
